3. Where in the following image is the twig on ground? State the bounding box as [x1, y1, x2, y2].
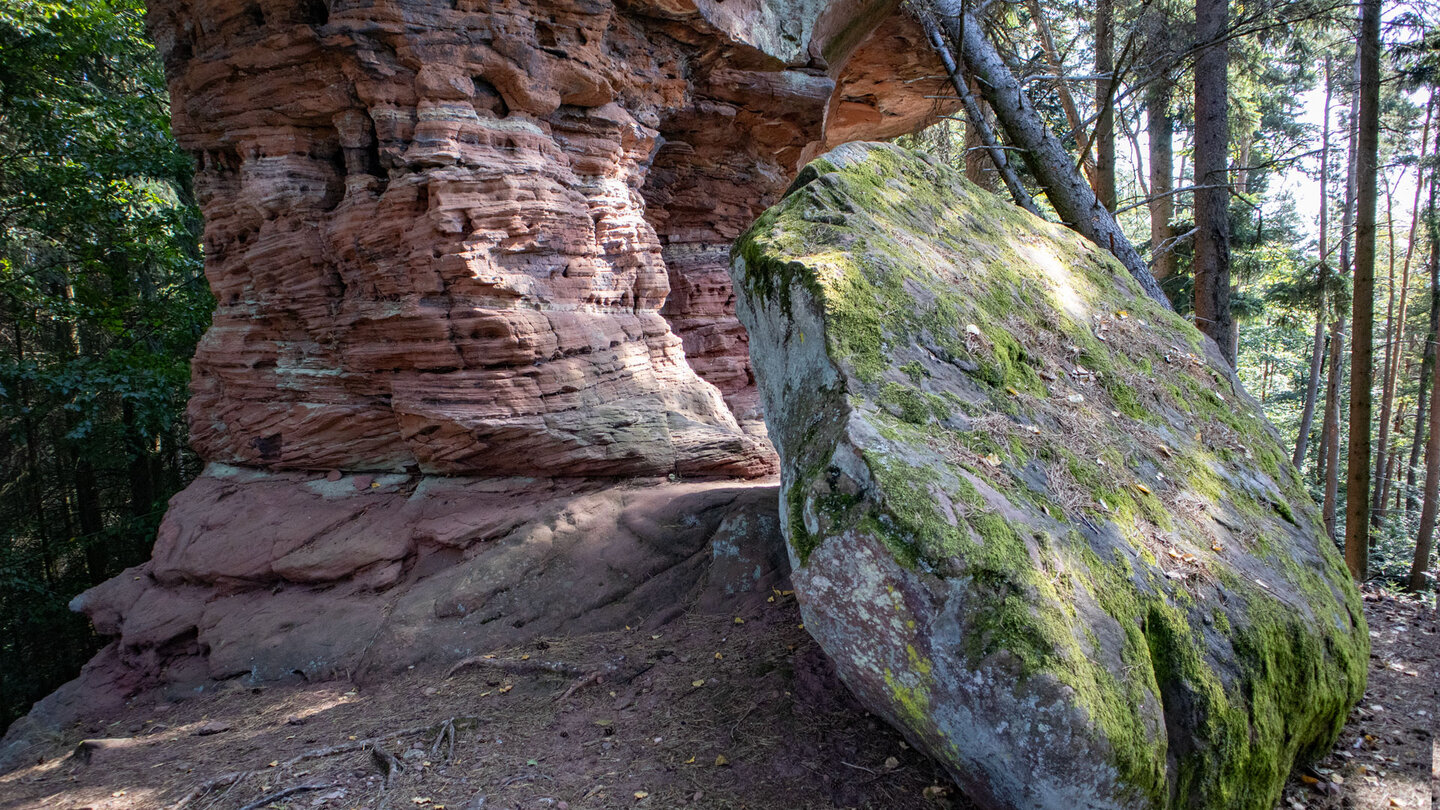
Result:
[170, 717, 475, 809]
[236, 783, 333, 810]
[444, 656, 584, 680]
[169, 771, 248, 810]
[556, 660, 653, 703]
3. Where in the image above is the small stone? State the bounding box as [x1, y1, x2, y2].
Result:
[195, 721, 231, 736]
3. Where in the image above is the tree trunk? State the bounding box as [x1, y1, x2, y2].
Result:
[1323, 314, 1347, 540]
[1147, 78, 1178, 282]
[1405, 239, 1440, 524]
[919, 13, 1038, 213]
[1095, 0, 1117, 211]
[930, 0, 1170, 306]
[1192, 0, 1234, 363]
[1294, 58, 1334, 470]
[1345, 0, 1382, 581]
[1412, 320, 1440, 592]
[1408, 154, 1440, 527]
[1372, 180, 1399, 527]
[1025, 0, 1097, 189]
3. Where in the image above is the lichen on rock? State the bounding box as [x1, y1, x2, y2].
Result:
[731, 141, 1368, 810]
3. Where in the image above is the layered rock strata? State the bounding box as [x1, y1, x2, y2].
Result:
[2, 0, 957, 773]
[146, 0, 949, 473]
[732, 142, 1368, 810]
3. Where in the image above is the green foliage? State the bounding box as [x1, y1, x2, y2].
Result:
[0, 0, 209, 729]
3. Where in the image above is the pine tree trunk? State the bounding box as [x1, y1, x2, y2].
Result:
[1095, 0, 1117, 211]
[930, 0, 1169, 304]
[1345, 0, 1383, 581]
[919, 13, 1036, 212]
[1294, 58, 1334, 469]
[1192, 0, 1234, 363]
[1372, 183, 1399, 527]
[1026, 0, 1097, 189]
[1412, 325, 1440, 592]
[1323, 314, 1348, 540]
[1407, 245, 1439, 525]
[1147, 78, 1177, 281]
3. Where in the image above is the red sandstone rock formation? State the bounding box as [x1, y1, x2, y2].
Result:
[147, 0, 947, 476]
[0, 0, 953, 769]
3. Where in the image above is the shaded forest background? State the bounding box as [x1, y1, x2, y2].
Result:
[0, 1, 209, 729]
[0, 0, 1436, 733]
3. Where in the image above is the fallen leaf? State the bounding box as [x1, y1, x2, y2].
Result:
[633, 791, 649, 800]
[715, 754, 730, 766]
[1135, 483, 1151, 495]
[692, 680, 706, 688]
[1300, 775, 1319, 786]
[685, 756, 696, 764]
[733, 617, 745, 625]
[883, 756, 900, 770]
[983, 453, 1001, 467]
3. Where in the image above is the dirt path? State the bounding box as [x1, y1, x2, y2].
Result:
[0, 589, 1432, 810]
[1280, 588, 1437, 810]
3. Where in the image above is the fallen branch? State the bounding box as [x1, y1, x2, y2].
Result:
[169, 771, 248, 810]
[556, 660, 654, 703]
[444, 656, 585, 680]
[169, 718, 474, 810]
[237, 783, 333, 810]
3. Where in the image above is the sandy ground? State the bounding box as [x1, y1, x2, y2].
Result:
[0, 587, 1432, 810]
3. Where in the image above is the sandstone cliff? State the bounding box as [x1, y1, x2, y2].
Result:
[1, 0, 954, 772]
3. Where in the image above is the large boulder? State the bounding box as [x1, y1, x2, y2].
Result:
[730, 141, 1367, 810]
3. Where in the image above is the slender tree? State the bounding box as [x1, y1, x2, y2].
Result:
[1095, 0, 1118, 211]
[1345, 0, 1383, 581]
[928, 0, 1170, 305]
[1193, 0, 1234, 362]
[1295, 57, 1335, 469]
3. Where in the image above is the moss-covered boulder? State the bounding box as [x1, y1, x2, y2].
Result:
[729, 142, 1367, 810]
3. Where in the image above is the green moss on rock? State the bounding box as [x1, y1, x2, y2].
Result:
[730, 142, 1367, 810]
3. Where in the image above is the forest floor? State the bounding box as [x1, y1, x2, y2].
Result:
[0, 587, 1433, 810]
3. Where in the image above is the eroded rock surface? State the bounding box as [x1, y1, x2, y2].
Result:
[148, 0, 948, 474]
[6, 0, 956, 774]
[732, 142, 1368, 810]
[0, 470, 783, 769]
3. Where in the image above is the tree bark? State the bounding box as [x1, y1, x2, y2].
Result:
[1412, 318, 1440, 592]
[1294, 58, 1334, 469]
[1345, 0, 1382, 581]
[918, 12, 1038, 214]
[1192, 0, 1234, 363]
[1147, 77, 1178, 282]
[1372, 180, 1399, 527]
[930, 0, 1170, 306]
[1323, 314, 1347, 540]
[1025, 0, 1097, 190]
[1408, 149, 1440, 527]
[1095, 0, 1117, 211]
